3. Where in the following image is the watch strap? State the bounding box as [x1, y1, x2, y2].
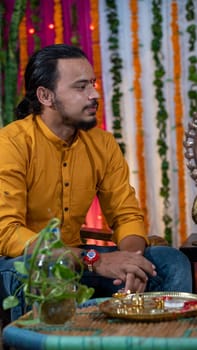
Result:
[82, 249, 100, 272]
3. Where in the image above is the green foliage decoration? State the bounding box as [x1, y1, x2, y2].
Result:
[0, 0, 41, 126]
[3, 0, 27, 125]
[0, 2, 5, 127]
[70, 3, 80, 46]
[29, 0, 41, 52]
[185, 0, 197, 118]
[105, 0, 125, 155]
[151, 0, 172, 245]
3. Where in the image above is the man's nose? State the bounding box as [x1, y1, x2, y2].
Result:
[88, 85, 100, 99]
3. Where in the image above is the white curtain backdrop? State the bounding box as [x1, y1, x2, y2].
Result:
[98, 0, 197, 247]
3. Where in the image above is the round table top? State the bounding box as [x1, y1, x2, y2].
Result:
[3, 297, 197, 350]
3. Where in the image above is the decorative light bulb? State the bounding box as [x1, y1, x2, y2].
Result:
[28, 28, 35, 35]
[48, 23, 54, 29]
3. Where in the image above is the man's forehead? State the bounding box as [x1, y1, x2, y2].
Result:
[57, 58, 95, 80]
[57, 58, 92, 70]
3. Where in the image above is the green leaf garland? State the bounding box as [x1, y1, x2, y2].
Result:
[29, 0, 41, 51]
[3, 0, 27, 125]
[185, 0, 197, 118]
[0, 2, 5, 127]
[105, 0, 125, 155]
[151, 0, 172, 245]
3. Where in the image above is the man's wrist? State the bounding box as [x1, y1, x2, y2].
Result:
[81, 249, 100, 272]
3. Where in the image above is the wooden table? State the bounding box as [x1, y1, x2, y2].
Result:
[3, 298, 197, 350]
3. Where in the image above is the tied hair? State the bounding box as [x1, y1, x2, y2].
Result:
[15, 93, 41, 119]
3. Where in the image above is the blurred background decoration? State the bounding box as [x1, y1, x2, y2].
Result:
[0, 0, 197, 247]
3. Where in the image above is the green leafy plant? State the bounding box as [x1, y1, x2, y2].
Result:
[3, 218, 94, 320]
[151, 0, 172, 245]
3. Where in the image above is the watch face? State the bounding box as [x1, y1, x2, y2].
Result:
[83, 249, 99, 266]
[87, 249, 96, 260]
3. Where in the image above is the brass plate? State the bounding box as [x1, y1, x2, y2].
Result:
[99, 292, 197, 322]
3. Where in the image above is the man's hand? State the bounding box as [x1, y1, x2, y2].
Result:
[113, 251, 149, 292]
[115, 234, 155, 292]
[95, 249, 156, 293]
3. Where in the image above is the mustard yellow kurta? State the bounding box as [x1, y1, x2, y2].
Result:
[0, 115, 146, 257]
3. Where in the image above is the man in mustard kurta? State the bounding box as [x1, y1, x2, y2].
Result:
[0, 115, 146, 256]
[0, 44, 192, 321]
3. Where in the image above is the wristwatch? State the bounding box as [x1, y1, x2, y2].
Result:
[83, 249, 100, 272]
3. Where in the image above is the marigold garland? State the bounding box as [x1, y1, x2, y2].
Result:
[171, 1, 187, 243]
[53, 0, 64, 44]
[18, 14, 28, 94]
[130, 0, 149, 231]
[89, 0, 105, 129]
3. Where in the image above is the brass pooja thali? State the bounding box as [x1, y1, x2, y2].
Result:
[99, 291, 197, 322]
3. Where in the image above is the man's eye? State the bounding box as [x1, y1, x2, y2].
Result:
[76, 85, 86, 90]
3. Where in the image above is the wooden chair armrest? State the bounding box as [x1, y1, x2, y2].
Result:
[80, 228, 168, 246]
[80, 227, 112, 243]
[148, 235, 169, 246]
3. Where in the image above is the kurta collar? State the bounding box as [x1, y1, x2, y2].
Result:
[35, 115, 79, 148]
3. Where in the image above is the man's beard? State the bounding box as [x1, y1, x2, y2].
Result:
[52, 99, 98, 131]
[76, 116, 97, 130]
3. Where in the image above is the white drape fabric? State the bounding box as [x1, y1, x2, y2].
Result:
[98, 0, 197, 247]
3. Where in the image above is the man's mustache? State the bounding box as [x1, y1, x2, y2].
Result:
[85, 101, 99, 109]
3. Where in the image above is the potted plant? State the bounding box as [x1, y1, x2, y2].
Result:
[2, 218, 94, 325]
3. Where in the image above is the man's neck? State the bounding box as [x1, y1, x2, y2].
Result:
[40, 113, 77, 144]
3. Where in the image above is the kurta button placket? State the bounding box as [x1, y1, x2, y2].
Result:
[62, 145, 70, 222]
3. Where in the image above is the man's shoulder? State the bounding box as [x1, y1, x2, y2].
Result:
[0, 115, 35, 139]
[79, 128, 119, 154]
[81, 127, 113, 141]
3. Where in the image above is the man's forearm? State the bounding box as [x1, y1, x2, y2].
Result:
[28, 239, 84, 261]
[118, 235, 146, 253]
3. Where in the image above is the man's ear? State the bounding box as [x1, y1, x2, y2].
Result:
[36, 86, 54, 106]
